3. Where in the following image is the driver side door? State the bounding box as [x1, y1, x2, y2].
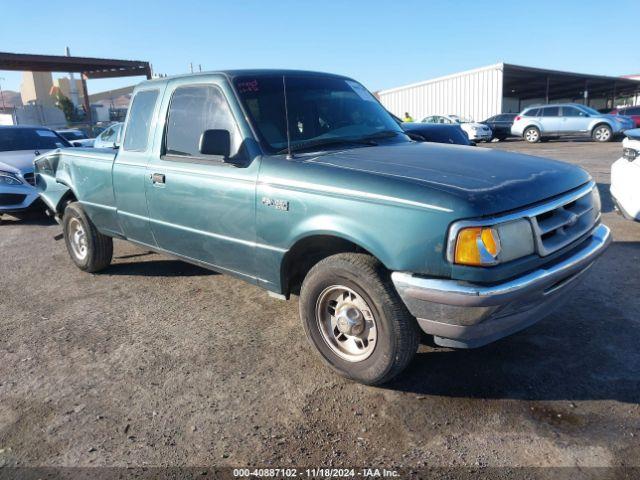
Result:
[144, 80, 260, 281]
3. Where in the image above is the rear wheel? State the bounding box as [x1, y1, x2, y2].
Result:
[592, 124, 612, 142]
[299, 253, 420, 385]
[62, 202, 113, 272]
[524, 127, 541, 143]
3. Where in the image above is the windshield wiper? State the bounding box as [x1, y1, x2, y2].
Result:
[276, 137, 378, 155]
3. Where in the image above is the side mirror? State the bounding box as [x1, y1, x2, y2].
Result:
[199, 129, 231, 157]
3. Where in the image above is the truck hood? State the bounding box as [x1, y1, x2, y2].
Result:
[0, 150, 40, 173]
[308, 142, 591, 215]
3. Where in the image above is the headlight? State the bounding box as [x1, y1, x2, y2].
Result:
[448, 218, 535, 266]
[623, 147, 638, 161]
[0, 171, 24, 186]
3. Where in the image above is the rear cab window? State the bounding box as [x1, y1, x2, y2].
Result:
[524, 108, 540, 117]
[123, 89, 160, 151]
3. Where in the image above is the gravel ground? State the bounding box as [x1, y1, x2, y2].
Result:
[0, 139, 638, 473]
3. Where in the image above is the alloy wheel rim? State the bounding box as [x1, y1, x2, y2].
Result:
[526, 129, 538, 142]
[595, 127, 610, 141]
[68, 218, 88, 260]
[315, 285, 377, 362]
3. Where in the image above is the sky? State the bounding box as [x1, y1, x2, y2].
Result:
[1, 0, 638, 95]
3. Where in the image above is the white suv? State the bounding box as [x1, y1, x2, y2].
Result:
[511, 103, 634, 143]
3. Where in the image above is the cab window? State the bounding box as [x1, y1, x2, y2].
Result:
[123, 90, 159, 151]
[164, 85, 240, 160]
[541, 107, 560, 117]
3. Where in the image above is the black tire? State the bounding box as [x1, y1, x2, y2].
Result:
[592, 124, 613, 142]
[299, 253, 420, 385]
[524, 126, 541, 143]
[62, 202, 113, 272]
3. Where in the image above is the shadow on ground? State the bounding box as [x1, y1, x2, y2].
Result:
[0, 212, 54, 226]
[598, 182, 615, 213]
[103, 259, 217, 277]
[385, 240, 640, 404]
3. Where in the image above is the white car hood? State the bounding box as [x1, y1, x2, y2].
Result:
[623, 136, 640, 150]
[0, 150, 41, 173]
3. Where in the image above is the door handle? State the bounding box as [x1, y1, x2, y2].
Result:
[150, 173, 165, 184]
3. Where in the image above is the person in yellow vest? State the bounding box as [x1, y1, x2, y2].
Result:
[403, 112, 414, 122]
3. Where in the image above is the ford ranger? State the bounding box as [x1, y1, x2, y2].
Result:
[35, 70, 611, 385]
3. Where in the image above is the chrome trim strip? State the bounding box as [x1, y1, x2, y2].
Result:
[80, 200, 117, 211]
[445, 181, 597, 262]
[394, 223, 611, 308]
[259, 177, 453, 213]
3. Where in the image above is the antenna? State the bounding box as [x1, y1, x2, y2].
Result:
[282, 75, 294, 160]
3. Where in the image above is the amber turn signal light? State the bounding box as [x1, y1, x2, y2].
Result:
[454, 226, 501, 266]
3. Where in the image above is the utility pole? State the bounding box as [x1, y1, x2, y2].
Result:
[190, 62, 193, 73]
[0, 77, 6, 110]
[66, 47, 80, 107]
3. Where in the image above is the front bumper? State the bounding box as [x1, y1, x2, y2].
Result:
[392, 224, 611, 348]
[467, 131, 492, 141]
[611, 157, 640, 221]
[0, 183, 41, 214]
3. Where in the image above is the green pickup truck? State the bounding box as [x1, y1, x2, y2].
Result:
[35, 70, 611, 385]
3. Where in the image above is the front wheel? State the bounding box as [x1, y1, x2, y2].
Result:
[592, 124, 612, 142]
[524, 127, 541, 143]
[62, 202, 113, 272]
[299, 253, 419, 385]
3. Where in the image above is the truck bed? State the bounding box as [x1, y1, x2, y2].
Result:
[35, 147, 118, 224]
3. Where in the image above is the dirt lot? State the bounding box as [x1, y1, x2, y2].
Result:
[0, 139, 639, 473]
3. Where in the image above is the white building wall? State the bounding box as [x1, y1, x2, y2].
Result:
[378, 64, 504, 122]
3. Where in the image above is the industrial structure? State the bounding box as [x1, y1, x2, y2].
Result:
[378, 63, 640, 122]
[0, 51, 151, 124]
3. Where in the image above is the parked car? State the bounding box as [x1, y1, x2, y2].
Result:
[611, 128, 640, 221]
[36, 70, 610, 385]
[481, 113, 518, 141]
[511, 103, 635, 143]
[401, 122, 474, 146]
[93, 122, 123, 149]
[0, 125, 71, 219]
[609, 106, 640, 128]
[56, 128, 94, 147]
[420, 115, 492, 142]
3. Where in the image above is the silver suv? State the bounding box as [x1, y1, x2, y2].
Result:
[511, 103, 634, 143]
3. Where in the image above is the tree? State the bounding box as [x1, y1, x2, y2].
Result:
[51, 88, 77, 123]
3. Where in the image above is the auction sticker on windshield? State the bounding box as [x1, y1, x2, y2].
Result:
[345, 80, 375, 102]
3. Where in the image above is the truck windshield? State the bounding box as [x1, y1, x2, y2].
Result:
[0, 128, 71, 152]
[233, 75, 405, 154]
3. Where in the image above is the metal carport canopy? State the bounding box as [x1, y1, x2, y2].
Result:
[502, 63, 640, 102]
[0, 51, 152, 122]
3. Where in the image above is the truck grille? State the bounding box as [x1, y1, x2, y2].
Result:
[23, 172, 35, 186]
[529, 183, 600, 256]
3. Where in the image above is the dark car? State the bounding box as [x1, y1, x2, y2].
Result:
[401, 122, 474, 146]
[610, 106, 640, 128]
[482, 113, 517, 141]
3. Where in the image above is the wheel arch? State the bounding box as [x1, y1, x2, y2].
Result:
[591, 121, 612, 133]
[55, 186, 78, 214]
[280, 233, 380, 297]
